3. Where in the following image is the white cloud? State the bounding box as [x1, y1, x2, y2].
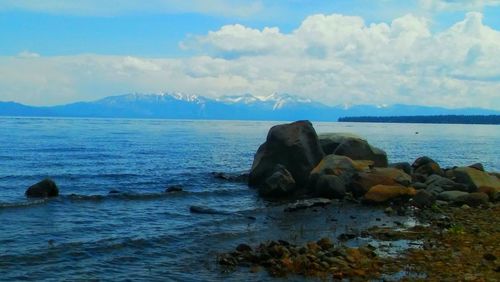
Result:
[17, 51, 40, 58]
[419, 0, 500, 11]
[0, 12, 499, 109]
[0, 0, 263, 17]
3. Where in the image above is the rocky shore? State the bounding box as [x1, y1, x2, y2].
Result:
[219, 120, 500, 280]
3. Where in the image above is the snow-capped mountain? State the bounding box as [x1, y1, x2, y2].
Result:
[1, 92, 498, 121]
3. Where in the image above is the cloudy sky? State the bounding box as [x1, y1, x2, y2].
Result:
[0, 0, 499, 109]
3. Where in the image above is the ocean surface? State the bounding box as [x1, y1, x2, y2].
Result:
[0, 117, 498, 281]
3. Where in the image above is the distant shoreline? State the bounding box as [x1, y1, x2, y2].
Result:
[338, 115, 500, 125]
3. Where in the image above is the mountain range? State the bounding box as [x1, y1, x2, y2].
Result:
[0, 92, 498, 121]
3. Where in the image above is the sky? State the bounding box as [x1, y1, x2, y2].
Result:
[0, 0, 499, 110]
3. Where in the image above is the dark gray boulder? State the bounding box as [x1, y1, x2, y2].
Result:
[319, 133, 388, 167]
[389, 162, 412, 175]
[412, 189, 436, 208]
[455, 192, 489, 207]
[249, 120, 324, 188]
[425, 174, 468, 192]
[258, 165, 296, 198]
[25, 179, 59, 198]
[412, 156, 443, 177]
[314, 174, 346, 199]
[437, 191, 468, 202]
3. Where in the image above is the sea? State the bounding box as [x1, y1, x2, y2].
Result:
[0, 117, 498, 281]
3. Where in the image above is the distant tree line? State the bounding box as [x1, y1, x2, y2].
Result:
[338, 115, 500, 125]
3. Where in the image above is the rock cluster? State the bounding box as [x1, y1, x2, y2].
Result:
[248, 120, 500, 206]
[219, 238, 385, 279]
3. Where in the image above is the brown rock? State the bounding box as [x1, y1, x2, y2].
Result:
[309, 155, 372, 197]
[450, 167, 500, 193]
[364, 184, 417, 203]
[350, 167, 412, 197]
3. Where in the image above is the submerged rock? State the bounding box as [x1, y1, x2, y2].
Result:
[25, 179, 59, 198]
[284, 198, 331, 212]
[212, 172, 249, 182]
[165, 185, 183, 193]
[319, 133, 388, 167]
[249, 120, 324, 189]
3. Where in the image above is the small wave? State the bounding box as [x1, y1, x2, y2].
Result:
[0, 198, 51, 209]
[0, 187, 250, 209]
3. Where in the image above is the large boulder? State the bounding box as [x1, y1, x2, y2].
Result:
[309, 155, 372, 198]
[319, 133, 388, 167]
[25, 179, 59, 198]
[349, 167, 412, 197]
[448, 167, 500, 193]
[258, 165, 296, 198]
[249, 121, 324, 188]
[363, 185, 416, 203]
[412, 156, 444, 177]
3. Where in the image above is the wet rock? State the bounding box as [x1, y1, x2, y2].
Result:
[317, 238, 333, 250]
[313, 174, 346, 199]
[338, 233, 357, 241]
[108, 189, 121, 194]
[412, 156, 444, 177]
[212, 172, 249, 182]
[259, 165, 296, 198]
[449, 167, 500, 193]
[236, 243, 253, 253]
[363, 185, 416, 203]
[412, 189, 436, 208]
[350, 168, 412, 197]
[478, 186, 500, 201]
[319, 133, 388, 167]
[412, 182, 427, 190]
[389, 162, 412, 175]
[249, 120, 324, 188]
[165, 185, 183, 193]
[426, 185, 444, 196]
[318, 132, 361, 154]
[426, 174, 469, 192]
[455, 192, 490, 207]
[468, 163, 484, 171]
[25, 179, 59, 198]
[437, 191, 469, 202]
[284, 198, 331, 212]
[309, 155, 372, 197]
[483, 253, 497, 261]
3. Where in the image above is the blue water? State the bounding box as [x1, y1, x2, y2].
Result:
[0, 118, 498, 281]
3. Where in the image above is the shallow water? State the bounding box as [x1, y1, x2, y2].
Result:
[0, 118, 498, 281]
